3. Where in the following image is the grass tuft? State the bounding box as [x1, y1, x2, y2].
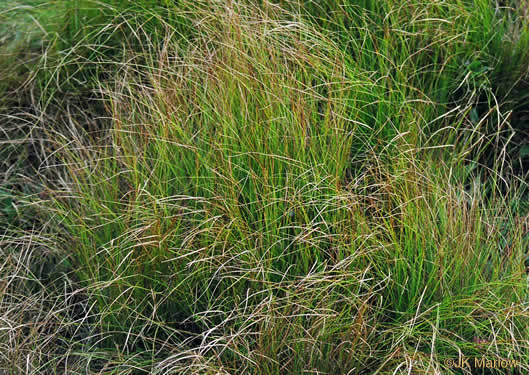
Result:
[1, 0, 529, 373]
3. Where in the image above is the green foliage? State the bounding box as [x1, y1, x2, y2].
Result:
[1, 0, 529, 373]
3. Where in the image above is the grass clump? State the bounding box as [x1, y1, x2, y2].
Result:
[1, 0, 529, 374]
